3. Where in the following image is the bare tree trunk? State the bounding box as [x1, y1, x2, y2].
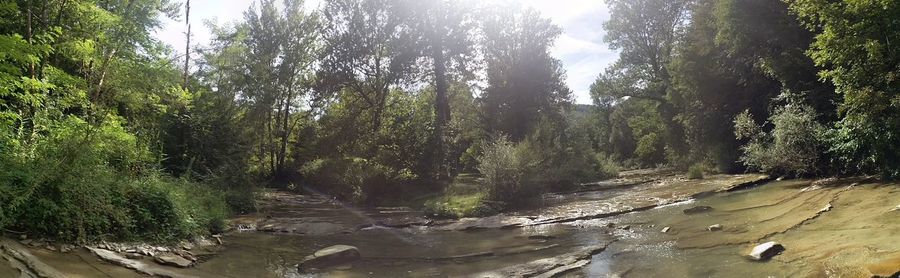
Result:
[26, 0, 35, 79]
[182, 0, 191, 89]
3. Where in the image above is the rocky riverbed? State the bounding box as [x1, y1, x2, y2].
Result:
[2, 170, 899, 277]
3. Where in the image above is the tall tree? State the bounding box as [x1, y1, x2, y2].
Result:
[479, 4, 571, 141]
[789, 0, 900, 176]
[399, 0, 476, 178]
[594, 0, 692, 163]
[222, 0, 320, 179]
[316, 0, 419, 135]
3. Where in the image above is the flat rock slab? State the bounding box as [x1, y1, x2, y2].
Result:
[87, 247, 198, 278]
[299, 245, 361, 270]
[0, 238, 66, 278]
[472, 242, 612, 277]
[434, 215, 531, 231]
[155, 253, 193, 268]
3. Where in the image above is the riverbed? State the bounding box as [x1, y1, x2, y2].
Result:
[3, 172, 899, 277]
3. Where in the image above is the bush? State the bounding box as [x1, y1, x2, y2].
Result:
[0, 117, 227, 242]
[476, 137, 541, 204]
[300, 157, 416, 204]
[734, 104, 828, 177]
[687, 164, 704, 179]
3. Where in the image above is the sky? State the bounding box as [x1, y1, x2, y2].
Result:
[153, 0, 617, 104]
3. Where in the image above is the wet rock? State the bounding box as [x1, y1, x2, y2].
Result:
[125, 253, 144, 260]
[155, 253, 194, 268]
[1, 238, 67, 278]
[866, 255, 900, 278]
[527, 234, 555, 240]
[377, 215, 430, 228]
[299, 245, 361, 270]
[747, 241, 784, 261]
[707, 224, 723, 231]
[212, 234, 223, 245]
[19, 239, 32, 245]
[819, 203, 833, 213]
[661, 226, 671, 233]
[683, 206, 713, 214]
[86, 247, 196, 278]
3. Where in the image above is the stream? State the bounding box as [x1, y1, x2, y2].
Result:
[4, 172, 899, 277]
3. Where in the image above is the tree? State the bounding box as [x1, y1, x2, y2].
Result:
[479, 4, 571, 141]
[316, 0, 419, 135]
[594, 0, 692, 164]
[206, 0, 319, 179]
[399, 0, 476, 178]
[788, 0, 900, 177]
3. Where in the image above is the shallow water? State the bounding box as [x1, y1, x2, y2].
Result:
[585, 180, 900, 277]
[13, 176, 900, 277]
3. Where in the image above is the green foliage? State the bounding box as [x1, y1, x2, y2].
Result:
[479, 3, 571, 141]
[300, 157, 415, 204]
[0, 117, 225, 242]
[788, 0, 900, 177]
[734, 104, 828, 177]
[687, 164, 705, 179]
[476, 136, 541, 204]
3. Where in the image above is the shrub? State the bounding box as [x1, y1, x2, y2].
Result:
[300, 157, 416, 204]
[734, 104, 828, 177]
[0, 117, 227, 242]
[476, 136, 541, 204]
[596, 154, 621, 179]
[687, 164, 704, 179]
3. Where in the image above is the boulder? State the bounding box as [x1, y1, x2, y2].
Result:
[707, 224, 722, 231]
[683, 206, 713, 214]
[747, 242, 784, 261]
[299, 245, 360, 270]
[661, 227, 671, 233]
[155, 253, 194, 268]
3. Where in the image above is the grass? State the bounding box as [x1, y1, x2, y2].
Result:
[422, 174, 497, 218]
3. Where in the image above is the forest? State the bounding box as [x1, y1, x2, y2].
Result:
[1, 0, 898, 245]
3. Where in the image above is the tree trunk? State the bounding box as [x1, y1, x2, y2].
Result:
[26, 0, 35, 79]
[431, 35, 449, 179]
[182, 0, 191, 89]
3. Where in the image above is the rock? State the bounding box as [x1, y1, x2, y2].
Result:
[819, 203, 833, 213]
[891, 204, 900, 212]
[18, 234, 27, 240]
[155, 253, 194, 268]
[299, 245, 361, 270]
[683, 206, 714, 214]
[661, 227, 671, 233]
[747, 241, 784, 261]
[19, 239, 32, 245]
[45, 244, 57, 251]
[866, 255, 900, 278]
[86, 247, 197, 278]
[707, 224, 722, 231]
[527, 235, 555, 240]
[125, 253, 144, 260]
[619, 225, 631, 230]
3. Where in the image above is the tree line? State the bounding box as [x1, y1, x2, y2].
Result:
[1, 0, 897, 241]
[592, 0, 900, 178]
